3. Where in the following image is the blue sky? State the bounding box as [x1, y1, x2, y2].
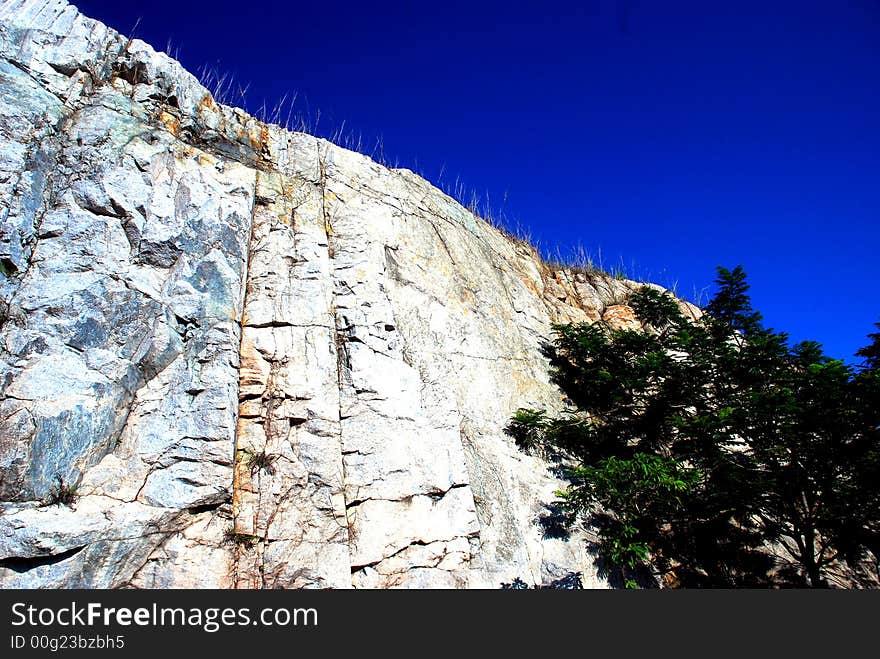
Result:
[76, 0, 880, 361]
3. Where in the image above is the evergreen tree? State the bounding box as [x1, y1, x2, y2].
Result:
[856, 321, 880, 370]
[508, 267, 880, 587]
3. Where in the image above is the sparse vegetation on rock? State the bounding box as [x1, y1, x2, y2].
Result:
[43, 474, 79, 508]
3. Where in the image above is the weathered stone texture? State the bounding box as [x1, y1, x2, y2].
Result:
[0, 0, 689, 588]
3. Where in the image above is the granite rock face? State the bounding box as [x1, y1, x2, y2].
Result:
[0, 0, 696, 588]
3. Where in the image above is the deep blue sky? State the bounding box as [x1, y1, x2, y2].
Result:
[76, 0, 880, 361]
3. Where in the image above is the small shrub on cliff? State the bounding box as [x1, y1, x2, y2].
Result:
[223, 527, 259, 549]
[247, 450, 277, 476]
[44, 474, 78, 508]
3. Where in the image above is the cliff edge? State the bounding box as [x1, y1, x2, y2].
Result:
[0, 0, 695, 588]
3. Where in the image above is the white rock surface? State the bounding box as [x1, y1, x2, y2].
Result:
[0, 0, 693, 588]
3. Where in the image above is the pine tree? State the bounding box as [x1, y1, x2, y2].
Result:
[508, 266, 880, 587]
[855, 321, 880, 370]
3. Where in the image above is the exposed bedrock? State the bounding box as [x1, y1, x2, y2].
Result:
[0, 0, 697, 588]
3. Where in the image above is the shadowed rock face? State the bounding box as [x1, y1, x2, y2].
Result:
[0, 0, 694, 588]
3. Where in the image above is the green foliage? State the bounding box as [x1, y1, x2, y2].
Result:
[560, 453, 701, 587]
[43, 474, 78, 507]
[513, 266, 880, 587]
[629, 287, 685, 330]
[564, 454, 700, 517]
[704, 265, 763, 334]
[856, 321, 880, 371]
[505, 408, 549, 454]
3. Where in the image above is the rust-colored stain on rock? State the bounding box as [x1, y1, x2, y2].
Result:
[158, 110, 179, 136]
[602, 304, 641, 330]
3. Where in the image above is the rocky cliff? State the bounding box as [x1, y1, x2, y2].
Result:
[0, 0, 694, 588]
